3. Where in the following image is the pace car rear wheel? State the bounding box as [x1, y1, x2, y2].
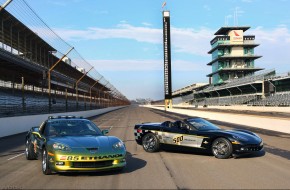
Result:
[142, 133, 160, 152]
[212, 138, 233, 159]
[42, 148, 52, 175]
[25, 140, 37, 160]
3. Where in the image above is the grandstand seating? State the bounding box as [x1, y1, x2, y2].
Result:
[0, 86, 104, 117]
[250, 92, 290, 106]
[191, 94, 258, 106]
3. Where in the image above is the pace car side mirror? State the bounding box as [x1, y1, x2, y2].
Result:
[102, 129, 109, 135]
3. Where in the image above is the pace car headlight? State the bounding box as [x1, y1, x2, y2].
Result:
[232, 135, 248, 142]
[53, 143, 71, 151]
[112, 141, 125, 149]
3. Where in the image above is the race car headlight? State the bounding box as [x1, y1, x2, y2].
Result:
[53, 143, 71, 151]
[112, 141, 124, 149]
[232, 135, 248, 142]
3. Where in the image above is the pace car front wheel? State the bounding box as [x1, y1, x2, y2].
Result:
[212, 138, 233, 159]
[42, 148, 52, 175]
[142, 133, 160, 152]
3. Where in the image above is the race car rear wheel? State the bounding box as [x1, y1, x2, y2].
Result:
[212, 138, 233, 159]
[25, 139, 37, 160]
[42, 148, 52, 175]
[142, 133, 160, 152]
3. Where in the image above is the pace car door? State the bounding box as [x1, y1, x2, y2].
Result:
[161, 126, 199, 148]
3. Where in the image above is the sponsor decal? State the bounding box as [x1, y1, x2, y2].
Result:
[173, 135, 184, 144]
[58, 154, 123, 161]
[60, 156, 67, 160]
[233, 31, 240, 36]
[231, 30, 243, 42]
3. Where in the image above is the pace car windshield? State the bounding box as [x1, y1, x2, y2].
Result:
[45, 120, 102, 137]
[187, 118, 220, 131]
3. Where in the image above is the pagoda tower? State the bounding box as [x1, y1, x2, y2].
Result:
[207, 26, 263, 85]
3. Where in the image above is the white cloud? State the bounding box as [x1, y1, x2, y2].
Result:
[171, 27, 213, 56]
[251, 26, 290, 73]
[54, 24, 290, 73]
[88, 59, 207, 72]
[142, 22, 152, 26]
[55, 23, 214, 56]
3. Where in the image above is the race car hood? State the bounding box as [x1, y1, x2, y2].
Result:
[49, 135, 122, 151]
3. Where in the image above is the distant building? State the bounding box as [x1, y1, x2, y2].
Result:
[207, 26, 263, 85]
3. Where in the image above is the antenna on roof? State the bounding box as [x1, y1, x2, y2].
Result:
[225, 16, 229, 26]
[234, 7, 239, 26]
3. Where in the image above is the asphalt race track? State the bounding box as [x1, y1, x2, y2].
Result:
[1, 105, 290, 189]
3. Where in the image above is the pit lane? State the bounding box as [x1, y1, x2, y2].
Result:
[1, 105, 290, 189]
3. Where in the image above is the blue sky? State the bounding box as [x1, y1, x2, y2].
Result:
[24, 0, 290, 100]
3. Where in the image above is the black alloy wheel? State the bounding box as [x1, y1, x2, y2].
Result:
[212, 137, 233, 159]
[142, 133, 160, 152]
[25, 139, 37, 160]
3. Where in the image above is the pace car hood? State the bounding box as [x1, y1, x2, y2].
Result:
[49, 135, 121, 150]
[220, 129, 261, 143]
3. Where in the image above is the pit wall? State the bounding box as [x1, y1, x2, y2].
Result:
[0, 106, 125, 138]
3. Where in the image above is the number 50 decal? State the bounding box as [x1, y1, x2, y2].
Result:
[173, 135, 184, 144]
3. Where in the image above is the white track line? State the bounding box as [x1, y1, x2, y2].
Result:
[7, 152, 25, 161]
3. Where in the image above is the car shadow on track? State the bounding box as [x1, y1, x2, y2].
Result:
[56, 151, 146, 176]
[160, 145, 266, 159]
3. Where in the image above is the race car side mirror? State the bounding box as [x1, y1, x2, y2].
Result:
[102, 129, 109, 135]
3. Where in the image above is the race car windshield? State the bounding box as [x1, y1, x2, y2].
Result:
[187, 118, 220, 131]
[46, 120, 102, 136]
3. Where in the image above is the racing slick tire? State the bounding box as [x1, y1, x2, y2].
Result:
[142, 133, 160, 153]
[42, 148, 52, 175]
[25, 139, 37, 160]
[212, 137, 233, 159]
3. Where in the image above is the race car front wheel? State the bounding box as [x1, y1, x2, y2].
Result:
[42, 148, 52, 175]
[25, 140, 37, 160]
[212, 138, 233, 159]
[142, 133, 160, 152]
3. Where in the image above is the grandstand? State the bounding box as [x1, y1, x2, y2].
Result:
[0, 0, 129, 118]
[171, 26, 290, 107]
[172, 69, 290, 107]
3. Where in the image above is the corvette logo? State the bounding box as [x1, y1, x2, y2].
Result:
[87, 148, 99, 154]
